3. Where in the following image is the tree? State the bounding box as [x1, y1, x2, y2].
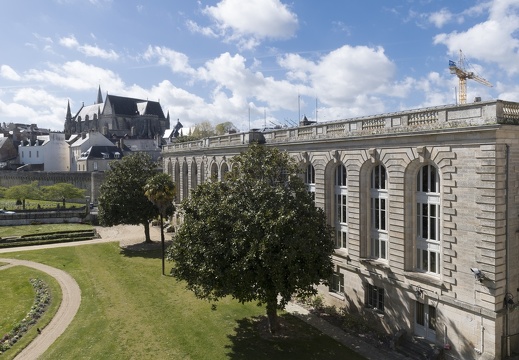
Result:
[191, 121, 215, 138]
[41, 183, 85, 201]
[167, 144, 334, 333]
[144, 173, 175, 275]
[98, 153, 159, 243]
[215, 121, 236, 135]
[5, 181, 42, 208]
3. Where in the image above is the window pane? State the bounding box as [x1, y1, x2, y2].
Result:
[422, 250, 428, 270]
[430, 166, 437, 192]
[416, 302, 425, 326]
[380, 199, 386, 230]
[429, 306, 436, 330]
[380, 166, 386, 189]
[430, 252, 438, 273]
[378, 288, 385, 311]
[381, 240, 386, 259]
[422, 166, 428, 192]
[342, 195, 347, 223]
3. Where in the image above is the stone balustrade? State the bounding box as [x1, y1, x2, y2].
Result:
[163, 100, 519, 152]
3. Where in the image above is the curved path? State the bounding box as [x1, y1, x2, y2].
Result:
[0, 225, 161, 359]
[0, 258, 81, 360]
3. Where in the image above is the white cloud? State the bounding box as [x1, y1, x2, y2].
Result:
[201, 0, 298, 49]
[143, 46, 196, 75]
[59, 35, 119, 60]
[279, 45, 396, 107]
[0, 65, 21, 81]
[434, 0, 519, 74]
[186, 20, 218, 38]
[428, 8, 453, 28]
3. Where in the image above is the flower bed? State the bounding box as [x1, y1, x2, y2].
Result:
[0, 278, 51, 354]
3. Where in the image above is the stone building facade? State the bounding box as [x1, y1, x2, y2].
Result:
[162, 99, 519, 359]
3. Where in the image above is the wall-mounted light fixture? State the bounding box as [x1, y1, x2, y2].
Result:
[471, 268, 485, 282]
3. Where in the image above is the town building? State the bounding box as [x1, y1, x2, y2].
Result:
[18, 133, 70, 171]
[64, 86, 170, 141]
[162, 99, 519, 360]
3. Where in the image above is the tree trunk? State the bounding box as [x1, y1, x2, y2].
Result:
[266, 296, 280, 334]
[160, 214, 165, 275]
[144, 221, 152, 243]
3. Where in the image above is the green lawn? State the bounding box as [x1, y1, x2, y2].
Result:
[0, 198, 85, 211]
[0, 224, 94, 237]
[0, 266, 62, 359]
[1, 243, 365, 359]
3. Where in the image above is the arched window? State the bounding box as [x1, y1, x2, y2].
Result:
[221, 163, 229, 181]
[370, 165, 388, 260]
[210, 163, 218, 181]
[182, 163, 188, 200]
[200, 162, 205, 184]
[416, 165, 440, 274]
[305, 164, 315, 201]
[174, 162, 180, 202]
[191, 161, 198, 190]
[335, 164, 348, 249]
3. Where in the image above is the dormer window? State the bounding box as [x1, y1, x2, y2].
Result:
[114, 152, 120, 159]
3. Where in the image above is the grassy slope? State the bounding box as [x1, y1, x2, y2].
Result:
[3, 243, 364, 360]
[0, 267, 62, 360]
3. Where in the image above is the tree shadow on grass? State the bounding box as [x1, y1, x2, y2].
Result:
[119, 242, 165, 259]
[225, 314, 364, 360]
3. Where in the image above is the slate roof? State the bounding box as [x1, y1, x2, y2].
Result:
[79, 145, 123, 160]
[104, 95, 165, 118]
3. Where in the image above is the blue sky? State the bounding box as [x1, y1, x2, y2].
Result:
[1, 0, 518, 132]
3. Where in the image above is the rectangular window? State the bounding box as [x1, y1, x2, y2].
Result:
[337, 194, 347, 224]
[416, 248, 440, 274]
[366, 284, 384, 312]
[330, 272, 344, 294]
[336, 230, 347, 249]
[372, 198, 387, 230]
[29, 151, 31, 158]
[36, 151, 39, 158]
[417, 203, 439, 241]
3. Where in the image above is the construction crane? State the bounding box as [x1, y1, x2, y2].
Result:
[449, 50, 492, 104]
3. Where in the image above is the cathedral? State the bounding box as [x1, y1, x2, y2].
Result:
[64, 87, 170, 140]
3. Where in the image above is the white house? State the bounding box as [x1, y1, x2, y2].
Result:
[19, 132, 70, 171]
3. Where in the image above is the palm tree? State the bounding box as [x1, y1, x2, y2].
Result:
[144, 173, 176, 275]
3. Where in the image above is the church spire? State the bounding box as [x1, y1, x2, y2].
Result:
[66, 100, 72, 120]
[96, 85, 103, 104]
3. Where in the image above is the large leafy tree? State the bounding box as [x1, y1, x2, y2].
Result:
[5, 181, 42, 208]
[144, 173, 175, 275]
[98, 153, 159, 242]
[168, 144, 334, 333]
[41, 183, 85, 201]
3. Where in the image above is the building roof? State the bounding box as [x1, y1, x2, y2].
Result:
[74, 103, 102, 122]
[104, 95, 165, 118]
[79, 145, 122, 160]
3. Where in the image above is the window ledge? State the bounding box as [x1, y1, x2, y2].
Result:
[404, 271, 443, 288]
[360, 258, 390, 270]
[329, 291, 345, 301]
[365, 307, 385, 317]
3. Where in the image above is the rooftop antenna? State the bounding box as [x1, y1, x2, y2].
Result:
[315, 97, 318, 123]
[298, 94, 301, 122]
